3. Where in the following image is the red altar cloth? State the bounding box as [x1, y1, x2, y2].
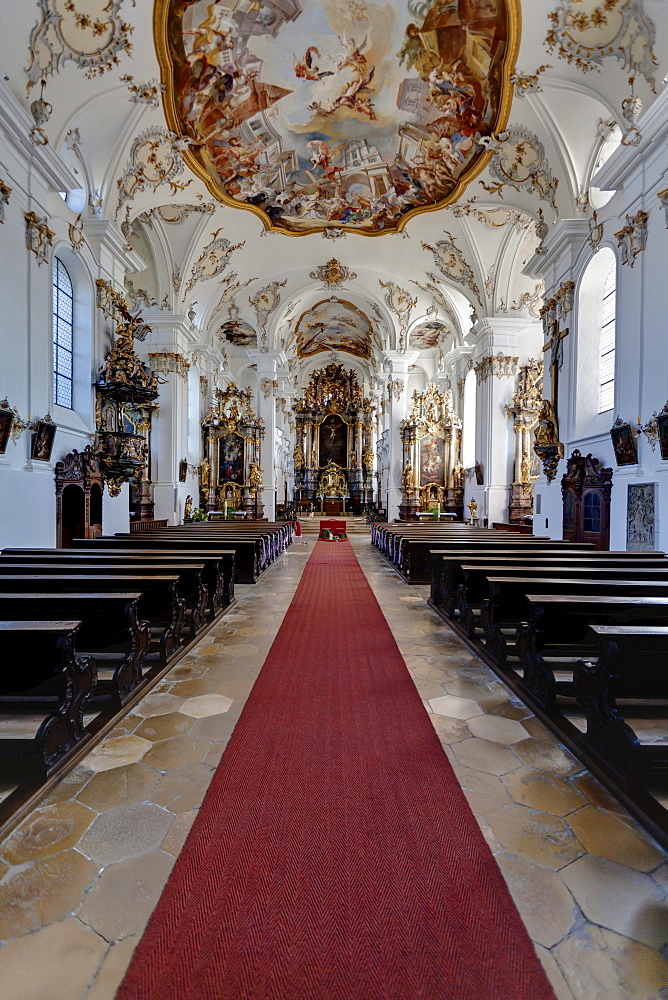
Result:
[320, 520, 346, 538]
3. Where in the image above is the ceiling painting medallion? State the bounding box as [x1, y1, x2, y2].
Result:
[296, 298, 372, 357]
[155, 0, 519, 236]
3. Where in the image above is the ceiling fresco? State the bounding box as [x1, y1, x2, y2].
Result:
[295, 298, 372, 357]
[157, 0, 518, 235]
[409, 319, 445, 349]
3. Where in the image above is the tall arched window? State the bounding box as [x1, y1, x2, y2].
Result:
[461, 368, 476, 469]
[53, 257, 74, 409]
[599, 261, 616, 412]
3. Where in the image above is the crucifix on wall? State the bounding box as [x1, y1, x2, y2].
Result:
[542, 319, 569, 416]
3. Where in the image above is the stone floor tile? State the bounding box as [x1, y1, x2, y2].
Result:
[513, 738, 581, 777]
[650, 862, 668, 894]
[151, 763, 215, 813]
[569, 771, 626, 814]
[428, 694, 484, 720]
[204, 742, 226, 767]
[566, 805, 666, 873]
[559, 855, 668, 948]
[451, 737, 520, 775]
[467, 713, 529, 744]
[190, 711, 241, 743]
[0, 849, 100, 939]
[487, 804, 585, 870]
[180, 693, 234, 718]
[40, 766, 93, 807]
[496, 852, 577, 947]
[82, 735, 153, 773]
[452, 765, 512, 815]
[535, 945, 576, 1000]
[474, 815, 502, 854]
[75, 764, 159, 813]
[0, 917, 108, 1000]
[501, 768, 586, 817]
[77, 851, 175, 942]
[133, 712, 195, 742]
[428, 712, 470, 744]
[1, 800, 97, 864]
[141, 735, 211, 772]
[521, 716, 561, 743]
[477, 694, 532, 720]
[553, 924, 668, 1000]
[85, 933, 141, 1000]
[162, 808, 199, 857]
[214, 676, 259, 699]
[219, 643, 261, 657]
[78, 802, 174, 866]
[106, 714, 143, 737]
[132, 692, 185, 718]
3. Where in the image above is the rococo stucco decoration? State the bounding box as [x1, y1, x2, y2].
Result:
[485, 126, 559, 213]
[25, 211, 55, 266]
[249, 278, 288, 352]
[309, 258, 357, 288]
[116, 127, 192, 213]
[378, 279, 417, 351]
[26, 0, 135, 89]
[155, 0, 519, 235]
[0, 180, 12, 224]
[615, 209, 648, 267]
[545, 0, 658, 90]
[421, 233, 483, 307]
[184, 229, 245, 293]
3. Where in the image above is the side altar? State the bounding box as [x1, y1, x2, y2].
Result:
[399, 385, 464, 521]
[200, 383, 265, 519]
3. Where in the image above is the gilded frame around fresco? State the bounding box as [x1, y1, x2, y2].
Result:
[153, 0, 521, 237]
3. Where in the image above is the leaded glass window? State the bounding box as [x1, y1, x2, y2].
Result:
[53, 257, 74, 409]
[599, 263, 616, 413]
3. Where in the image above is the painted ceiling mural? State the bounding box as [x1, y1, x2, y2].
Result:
[157, 0, 518, 235]
[295, 298, 372, 357]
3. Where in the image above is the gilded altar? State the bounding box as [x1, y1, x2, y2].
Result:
[201, 383, 265, 518]
[399, 385, 463, 520]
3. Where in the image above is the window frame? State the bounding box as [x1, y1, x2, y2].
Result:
[52, 256, 74, 410]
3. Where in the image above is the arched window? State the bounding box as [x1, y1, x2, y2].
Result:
[53, 257, 74, 409]
[461, 368, 476, 469]
[599, 261, 616, 412]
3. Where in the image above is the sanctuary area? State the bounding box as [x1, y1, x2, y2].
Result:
[0, 1, 667, 998]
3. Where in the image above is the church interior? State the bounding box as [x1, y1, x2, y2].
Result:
[0, 0, 667, 996]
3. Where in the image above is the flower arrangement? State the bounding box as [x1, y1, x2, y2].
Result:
[191, 507, 208, 522]
[320, 529, 347, 541]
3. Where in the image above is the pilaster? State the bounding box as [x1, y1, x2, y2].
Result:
[246, 349, 286, 520]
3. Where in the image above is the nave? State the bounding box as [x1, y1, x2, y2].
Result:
[0, 534, 666, 999]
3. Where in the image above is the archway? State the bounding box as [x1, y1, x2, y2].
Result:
[61, 483, 85, 549]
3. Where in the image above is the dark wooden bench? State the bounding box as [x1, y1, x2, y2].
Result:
[74, 535, 261, 583]
[3, 549, 235, 618]
[481, 576, 668, 667]
[0, 621, 96, 778]
[0, 593, 149, 706]
[517, 595, 668, 714]
[0, 561, 208, 638]
[395, 536, 568, 582]
[574, 625, 668, 783]
[0, 574, 185, 667]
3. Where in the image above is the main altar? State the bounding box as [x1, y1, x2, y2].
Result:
[293, 364, 375, 514]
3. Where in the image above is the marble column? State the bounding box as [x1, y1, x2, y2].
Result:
[382, 350, 420, 522]
[246, 349, 286, 520]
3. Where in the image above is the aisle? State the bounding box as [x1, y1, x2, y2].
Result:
[116, 540, 555, 1000]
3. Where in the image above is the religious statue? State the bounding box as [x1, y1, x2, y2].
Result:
[402, 463, 415, 492]
[249, 463, 263, 490]
[534, 399, 560, 448]
[467, 498, 478, 521]
[362, 446, 374, 470]
[200, 456, 210, 487]
[349, 449, 357, 469]
[184, 495, 193, 519]
[293, 442, 305, 467]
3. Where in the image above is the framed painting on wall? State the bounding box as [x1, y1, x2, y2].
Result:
[218, 433, 244, 484]
[31, 420, 56, 461]
[610, 420, 638, 466]
[0, 408, 13, 454]
[419, 434, 445, 486]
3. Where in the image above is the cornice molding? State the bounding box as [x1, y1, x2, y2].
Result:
[593, 87, 668, 192]
[0, 80, 76, 194]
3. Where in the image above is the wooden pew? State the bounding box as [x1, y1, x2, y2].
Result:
[516, 595, 668, 714]
[0, 561, 208, 639]
[0, 621, 96, 777]
[0, 592, 149, 706]
[432, 552, 667, 623]
[394, 535, 565, 582]
[574, 625, 668, 782]
[481, 577, 668, 667]
[3, 549, 234, 617]
[0, 574, 185, 667]
[73, 534, 261, 583]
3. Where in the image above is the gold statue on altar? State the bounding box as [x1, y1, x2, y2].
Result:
[316, 460, 349, 498]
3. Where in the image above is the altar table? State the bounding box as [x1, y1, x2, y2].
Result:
[320, 520, 346, 538]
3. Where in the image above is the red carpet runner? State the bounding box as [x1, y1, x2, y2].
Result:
[117, 541, 556, 1000]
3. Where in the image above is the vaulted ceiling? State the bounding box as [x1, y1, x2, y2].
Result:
[6, 0, 666, 370]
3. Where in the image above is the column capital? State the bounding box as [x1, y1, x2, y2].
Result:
[381, 350, 420, 375]
[245, 349, 287, 375]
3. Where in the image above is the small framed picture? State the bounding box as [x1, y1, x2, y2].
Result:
[0, 408, 13, 454]
[610, 421, 638, 466]
[657, 411, 668, 461]
[178, 459, 188, 483]
[31, 420, 56, 461]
